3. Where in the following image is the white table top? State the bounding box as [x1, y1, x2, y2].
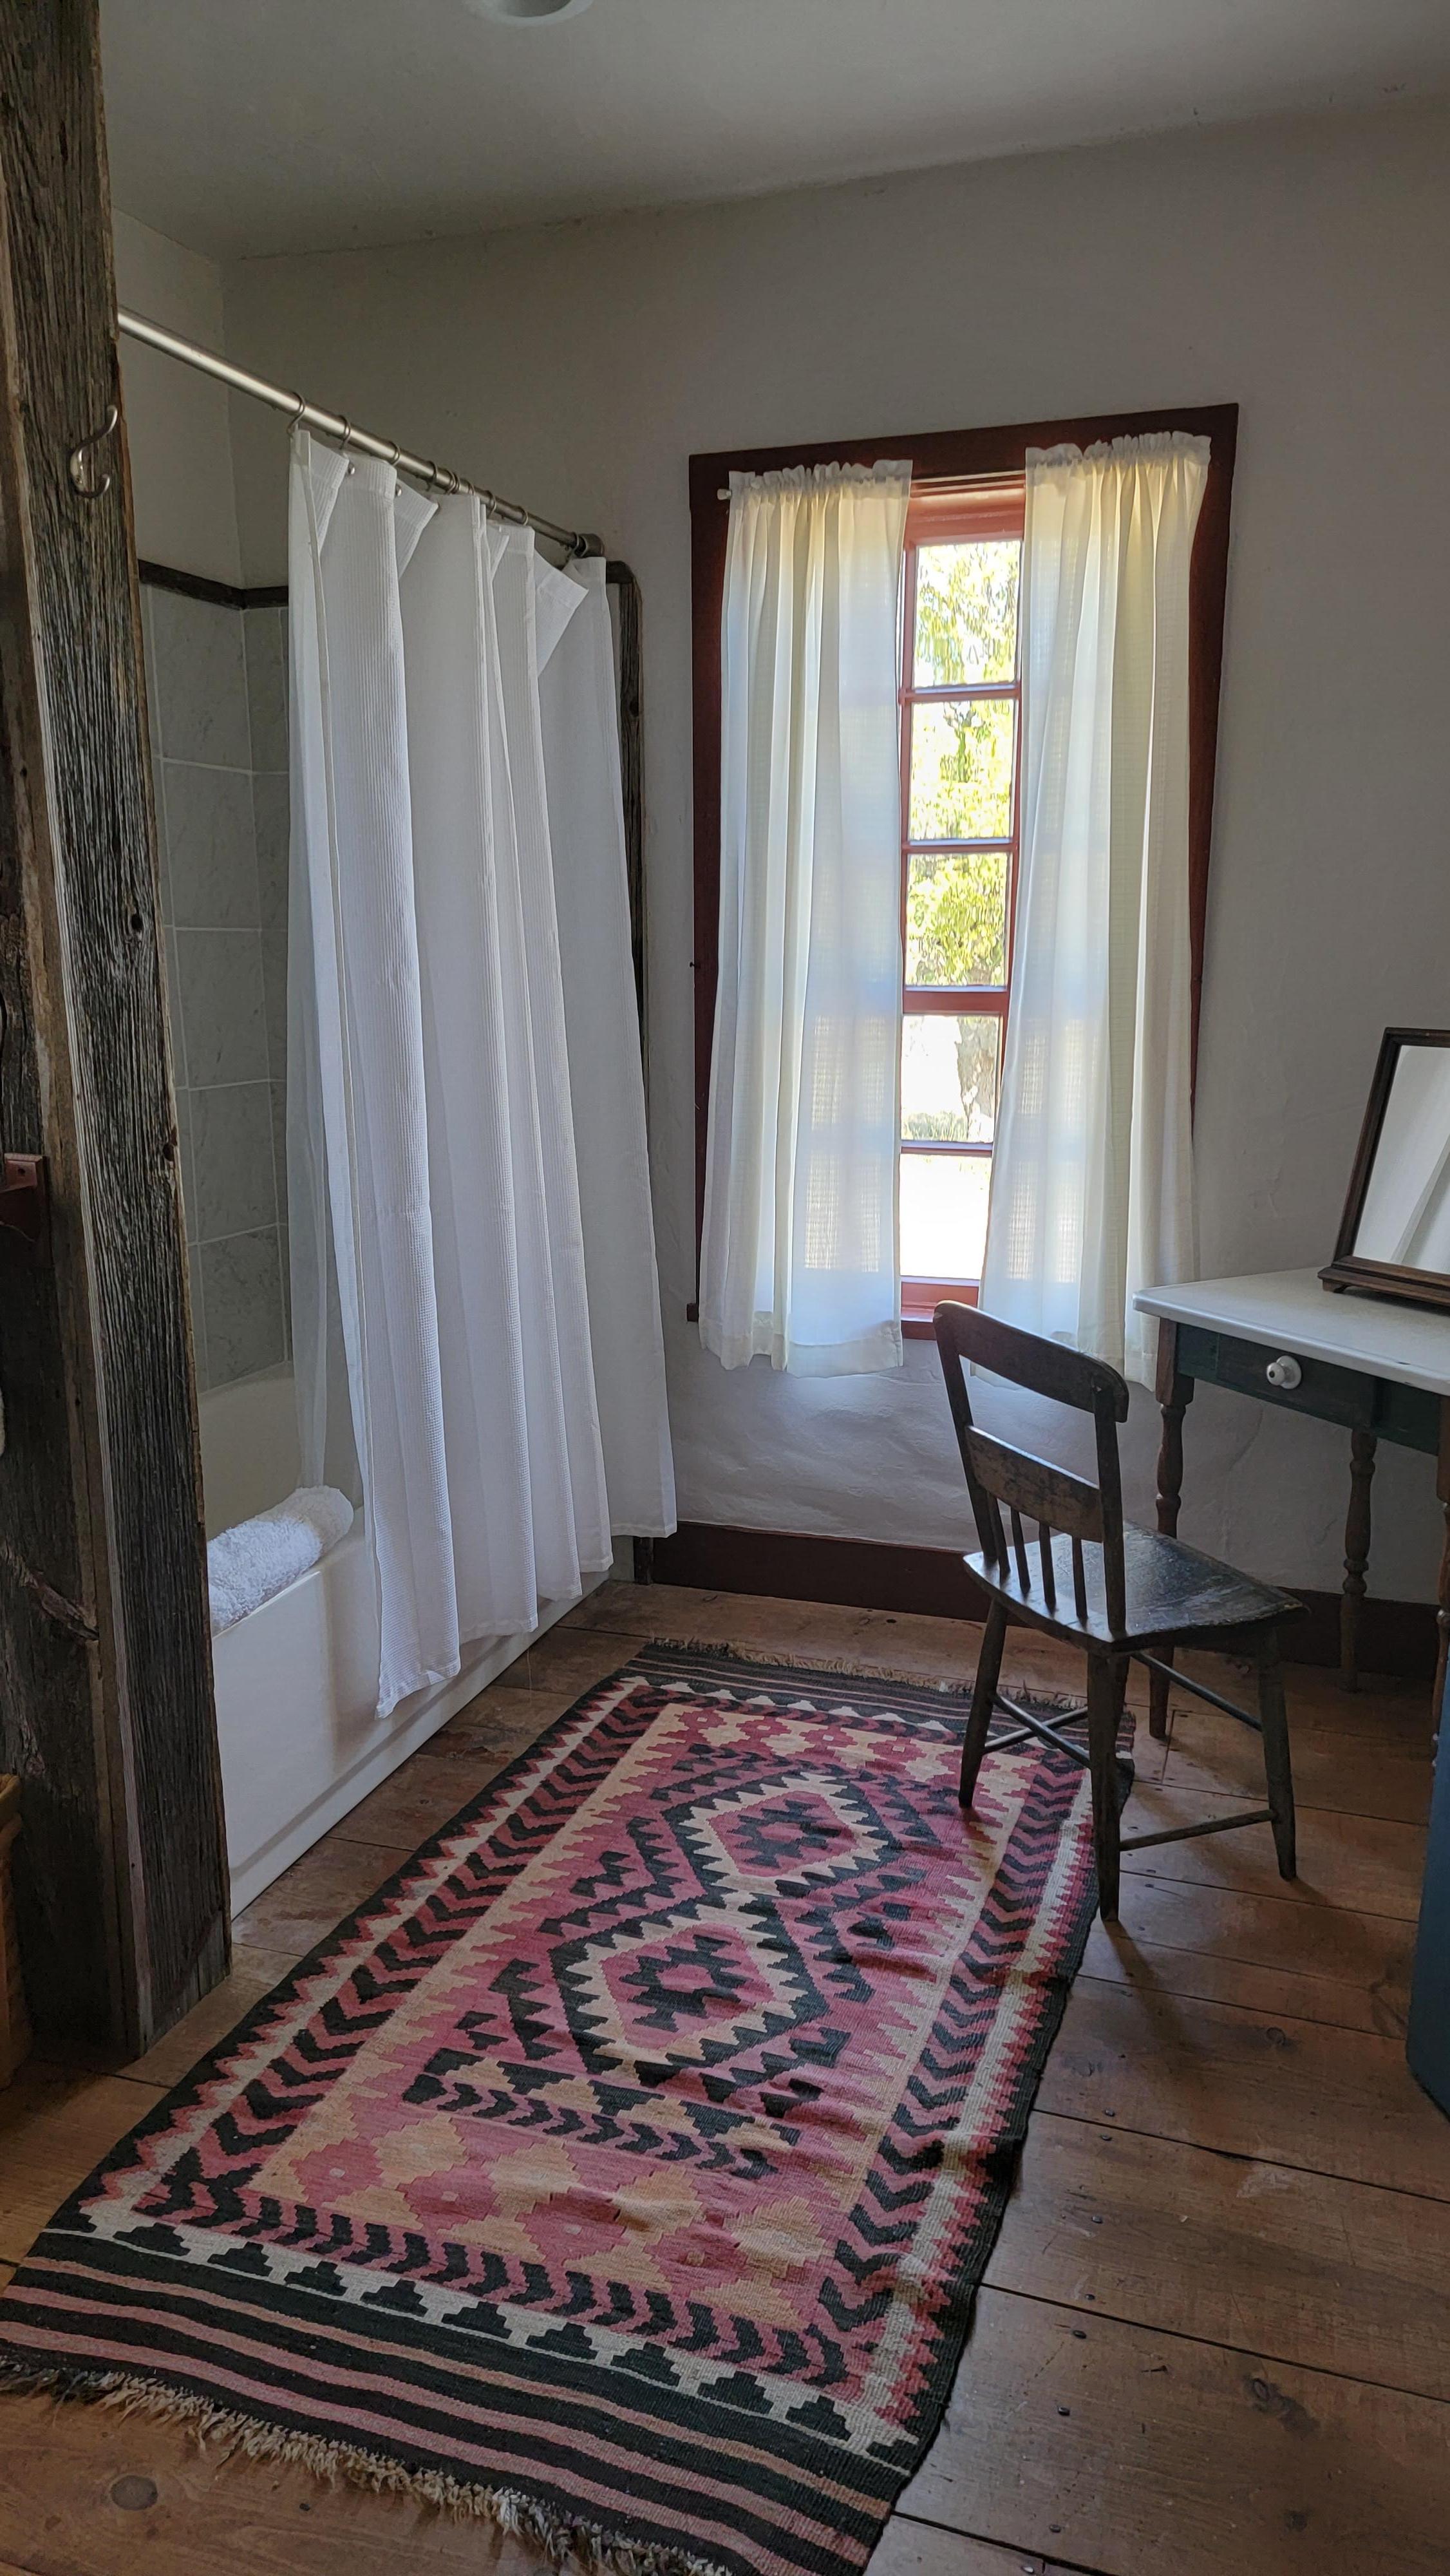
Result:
[1134, 1267, 1450, 1401]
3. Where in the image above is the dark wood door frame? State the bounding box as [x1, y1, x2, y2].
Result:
[0, 1, 227, 2054]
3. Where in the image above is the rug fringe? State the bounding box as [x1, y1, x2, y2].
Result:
[642, 1631, 1087, 1712]
[0, 2355, 732, 2576]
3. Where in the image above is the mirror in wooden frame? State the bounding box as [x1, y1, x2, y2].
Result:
[1321, 1028, 1450, 1312]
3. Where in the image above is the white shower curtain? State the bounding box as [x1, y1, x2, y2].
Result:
[980, 432, 1208, 1385]
[539, 560, 676, 1535]
[288, 431, 668, 1715]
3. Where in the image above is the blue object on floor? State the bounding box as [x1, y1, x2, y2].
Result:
[1408, 1664, 1450, 2119]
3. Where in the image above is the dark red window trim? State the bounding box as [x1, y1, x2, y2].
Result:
[688, 404, 1239, 1303]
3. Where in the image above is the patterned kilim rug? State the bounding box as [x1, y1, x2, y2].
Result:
[0, 1642, 1115, 2576]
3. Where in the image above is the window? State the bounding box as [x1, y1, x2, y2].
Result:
[688, 408, 1236, 1330]
[898, 480, 1025, 1322]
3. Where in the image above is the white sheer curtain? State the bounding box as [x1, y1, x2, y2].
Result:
[288, 431, 668, 1715]
[981, 432, 1209, 1385]
[540, 561, 676, 1535]
[699, 461, 911, 1377]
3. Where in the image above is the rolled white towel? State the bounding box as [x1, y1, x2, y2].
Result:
[207, 1486, 355, 1637]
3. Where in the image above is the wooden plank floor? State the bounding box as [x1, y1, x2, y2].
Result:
[0, 1582, 1445, 2576]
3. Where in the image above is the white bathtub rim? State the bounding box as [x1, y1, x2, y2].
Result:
[217, 1562, 605, 1917]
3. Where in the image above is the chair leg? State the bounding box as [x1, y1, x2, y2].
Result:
[1086, 1649, 1126, 1922]
[1147, 1645, 1173, 1741]
[959, 1602, 1008, 1808]
[1257, 1636, 1297, 1881]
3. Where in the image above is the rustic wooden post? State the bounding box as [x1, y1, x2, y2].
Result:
[0, 0, 227, 2054]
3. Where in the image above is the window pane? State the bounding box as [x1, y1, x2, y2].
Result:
[914, 540, 1019, 687]
[905, 851, 1008, 986]
[901, 1151, 992, 1282]
[901, 1014, 1001, 1143]
[909, 697, 1015, 842]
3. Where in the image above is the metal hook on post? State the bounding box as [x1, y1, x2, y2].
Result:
[68, 402, 118, 500]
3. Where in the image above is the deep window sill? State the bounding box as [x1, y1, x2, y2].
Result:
[903, 1280, 979, 1338]
[686, 1289, 979, 1338]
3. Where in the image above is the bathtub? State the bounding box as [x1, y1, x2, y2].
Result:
[199, 1365, 598, 1914]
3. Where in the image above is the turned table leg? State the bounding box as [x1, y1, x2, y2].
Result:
[1150, 1320, 1193, 1741]
[1340, 1428, 1376, 1692]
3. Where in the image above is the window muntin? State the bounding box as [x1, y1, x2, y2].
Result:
[899, 480, 1025, 1305]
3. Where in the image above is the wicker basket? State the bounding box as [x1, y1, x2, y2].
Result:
[0, 1776, 30, 2085]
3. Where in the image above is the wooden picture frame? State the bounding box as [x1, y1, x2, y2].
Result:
[1321, 1028, 1450, 1314]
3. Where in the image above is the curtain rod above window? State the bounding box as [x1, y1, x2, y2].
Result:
[118, 307, 601, 559]
[713, 467, 1025, 502]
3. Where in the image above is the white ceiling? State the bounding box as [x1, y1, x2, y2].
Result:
[101, 0, 1450, 262]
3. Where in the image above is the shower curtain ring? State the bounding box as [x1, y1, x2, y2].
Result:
[287, 389, 306, 431]
[68, 402, 118, 500]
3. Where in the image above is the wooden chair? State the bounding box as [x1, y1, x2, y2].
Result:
[934, 1302, 1301, 1921]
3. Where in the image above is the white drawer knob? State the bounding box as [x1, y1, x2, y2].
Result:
[1266, 1354, 1303, 1390]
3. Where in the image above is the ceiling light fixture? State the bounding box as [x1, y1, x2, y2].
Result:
[467, 0, 596, 22]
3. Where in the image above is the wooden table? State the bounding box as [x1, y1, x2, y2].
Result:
[1134, 1269, 1450, 1735]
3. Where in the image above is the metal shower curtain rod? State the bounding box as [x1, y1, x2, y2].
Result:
[117, 307, 598, 558]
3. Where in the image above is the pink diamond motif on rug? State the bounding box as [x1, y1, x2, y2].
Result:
[0, 1643, 1113, 2576]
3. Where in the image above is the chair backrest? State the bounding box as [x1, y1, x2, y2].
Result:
[934, 1302, 1131, 1632]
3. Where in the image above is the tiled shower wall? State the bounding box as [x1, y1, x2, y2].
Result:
[142, 579, 289, 1389]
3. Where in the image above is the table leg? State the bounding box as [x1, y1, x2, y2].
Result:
[1340, 1428, 1375, 1692]
[1150, 1320, 1193, 1742]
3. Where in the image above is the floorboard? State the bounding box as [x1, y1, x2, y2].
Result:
[0, 2392, 548, 2576]
[897, 2286, 1450, 2576]
[0, 2067, 165, 2266]
[1163, 1704, 1431, 1824]
[1037, 1976, 1450, 2195]
[1120, 1781, 1427, 1918]
[1080, 1880, 1413, 2036]
[984, 2112, 1450, 2398]
[230, 1837, 415, 1953]
[865, 2524, 1067, 2575]
[0, 1587, 1442, 2576]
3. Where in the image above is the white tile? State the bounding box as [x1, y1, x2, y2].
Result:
[269, 1079, 288, 1220]
[191, 1081, 278, 1244]
[174, 928, 268, 1086]
[140, 584, 163, 771]
[163, 927, 187, 1084]
[188, 1242, 209, 1392]
[261, 927, 287, 1081]
[200, 1227, 285, 1385]
[149, 588, 250, 768]
[174, 1086, 198, 1243]
[251, 772, 289, 929]
[162, 762, 259, 929]
[244, 605, 288, 772]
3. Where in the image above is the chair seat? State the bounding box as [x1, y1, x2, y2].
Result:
[964, 1520, 1300, 1651]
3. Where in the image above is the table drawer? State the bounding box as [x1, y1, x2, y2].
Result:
[1178, 1325, 1377, 1430]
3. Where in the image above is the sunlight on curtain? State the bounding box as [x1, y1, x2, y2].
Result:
[699, 460, 910, 1377]
[287, 432, 667, 1714]
[540, 561, 676, 1535]
[981, 432, 1209, 1385]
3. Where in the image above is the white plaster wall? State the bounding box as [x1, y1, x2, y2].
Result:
[113, 209, 241, 585]
[217, 102, 1450, 1600]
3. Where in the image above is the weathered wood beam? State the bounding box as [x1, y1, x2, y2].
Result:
[0, 0, 226, 2052]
